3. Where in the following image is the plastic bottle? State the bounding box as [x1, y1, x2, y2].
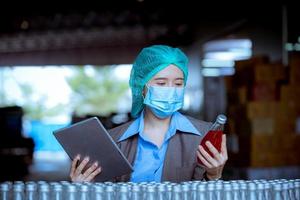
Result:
[25, 182, 37, 200]
[0, 182, 11, 200]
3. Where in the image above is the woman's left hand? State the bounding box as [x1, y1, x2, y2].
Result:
[197, 134, 228, 180]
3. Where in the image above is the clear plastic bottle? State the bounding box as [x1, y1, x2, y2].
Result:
[38, 183, 50, 200]
[51, 183, 63, 200]
[248, 182, 258, 200]
[215, 181, 223, 200]
[117, 184, 128, 200]
[157, 184, 166, 200]
[131, 184, 141, 200]
[196, 183, 207, 200]
[25, 182, 37, 200]
[262, 182, 271, 200]
[294, 180, 300, 200]
[181, 184, 190, 200]
[79, 184, 90, 200]
[273, 183, 284, 200]
[146, 185, 157, 200]
[256, 182, 266, 200]
[65, 184, 77, 200]
[13, 183, 25, 200]
[171, 185, 181, 200]
[288, 180, 296, 200]
[282, 181, 291, 200]
[232, 182, 241, 200]
[92, 184, 104, 200]
[104, 185, 115, 200]
[189, 182, 198, 200]
[206, 182, 215, 200]
[165, 184, 173, 200]
[223, 183, 233, 200]
[239, 181, 248, 200]
[0, 182, 11, 200]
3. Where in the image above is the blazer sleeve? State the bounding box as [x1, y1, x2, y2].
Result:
[192, 164, 206, 181]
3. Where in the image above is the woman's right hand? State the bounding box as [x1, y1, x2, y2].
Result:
[70, 155, 102, 182]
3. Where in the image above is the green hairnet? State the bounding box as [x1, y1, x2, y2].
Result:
[129, 45, 189, 118]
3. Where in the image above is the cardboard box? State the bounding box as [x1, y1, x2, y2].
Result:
[238, 87, 248, 104]
[227, 86, 248, 104]
[274, 116, 297, 135]
[251, 118, 274, 135]
[290, 54, 300, 84]
[234, 56, 270, 86]
[250, 135, 273, 167]
[250, 82, 278, 101]
[228, 104, 247, 121]
[280, 134, 300, 165]
[236, 134, 300, 167]
[250, 135, 291, 167]
[235, 55, 270, 71]
[268, 153, 286, 167]
[280, 85, 300, 102]
[251, 135, 273, 152]
[246, 102, 278, 119]
[254, 63, 287, 83]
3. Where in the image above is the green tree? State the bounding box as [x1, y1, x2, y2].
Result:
[0, 68, 67, 121]
[17, 83, 67, 120]
[66, 66, 129, 117]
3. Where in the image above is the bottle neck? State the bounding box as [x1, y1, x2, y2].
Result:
[210, 122, 224, 131]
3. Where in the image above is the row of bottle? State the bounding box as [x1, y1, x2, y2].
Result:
[1, 179, 299, 200]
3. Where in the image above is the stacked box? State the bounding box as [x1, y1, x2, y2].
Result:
[226, 54, 300, 167]
[290, 54, 300, 84]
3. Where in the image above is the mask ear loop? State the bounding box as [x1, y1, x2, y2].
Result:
[142, 84, 150, 100]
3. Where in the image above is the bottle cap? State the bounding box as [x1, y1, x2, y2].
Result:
[217, 114, 227, 124]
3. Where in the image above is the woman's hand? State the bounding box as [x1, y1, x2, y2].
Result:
[197, 134, 228, 180]
[70, 155, 102, 182]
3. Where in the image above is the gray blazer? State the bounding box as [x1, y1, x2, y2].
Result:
[108, 115, 212, 182]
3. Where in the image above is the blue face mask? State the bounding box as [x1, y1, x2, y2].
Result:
[143, 85, 185, 119]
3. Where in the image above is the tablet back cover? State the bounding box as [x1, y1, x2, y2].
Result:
[53, 117, 133, 181]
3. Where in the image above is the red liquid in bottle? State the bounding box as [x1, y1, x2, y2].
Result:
[197, 130, 223, 165]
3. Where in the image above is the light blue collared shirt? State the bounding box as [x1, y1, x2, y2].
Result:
[118, 111, 201, 182]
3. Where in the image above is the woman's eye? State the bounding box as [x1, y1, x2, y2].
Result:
[157, 82, 166, 86]
[175, 83, 183, 86]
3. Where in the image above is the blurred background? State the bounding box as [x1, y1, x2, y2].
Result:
[0, 1, 299, 182]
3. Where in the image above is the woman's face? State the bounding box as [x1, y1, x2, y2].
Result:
[147, 64, 184, 88]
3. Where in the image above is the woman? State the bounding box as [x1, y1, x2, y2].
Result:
[69, 45, 228, 182]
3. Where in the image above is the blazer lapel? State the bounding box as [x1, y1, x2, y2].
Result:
[109, 121, 138, 182]
[116, 136, 138, 182]
[161, 117, 212, 182]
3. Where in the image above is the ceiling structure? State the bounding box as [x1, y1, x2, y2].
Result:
[0, 1, 297, 65]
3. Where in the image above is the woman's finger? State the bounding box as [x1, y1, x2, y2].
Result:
[205, 141, 224, 163]
[221, 134, 228, 160]
[85, 167, 102, 182]
[82, 162, 98, 178]
[199, 145, 219, 167]
[70, 155, 80, 177]
[74, 156, 90, 177]
[197, 150, 212, 168]
[76, 174, 85, 182]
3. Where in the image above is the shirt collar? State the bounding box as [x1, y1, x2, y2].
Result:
[118, 111, 201, 142]
[118, 111, 144, 142]
[173, 112, 201, 136]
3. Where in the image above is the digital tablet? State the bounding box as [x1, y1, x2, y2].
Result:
[53, 117, 133, 181]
